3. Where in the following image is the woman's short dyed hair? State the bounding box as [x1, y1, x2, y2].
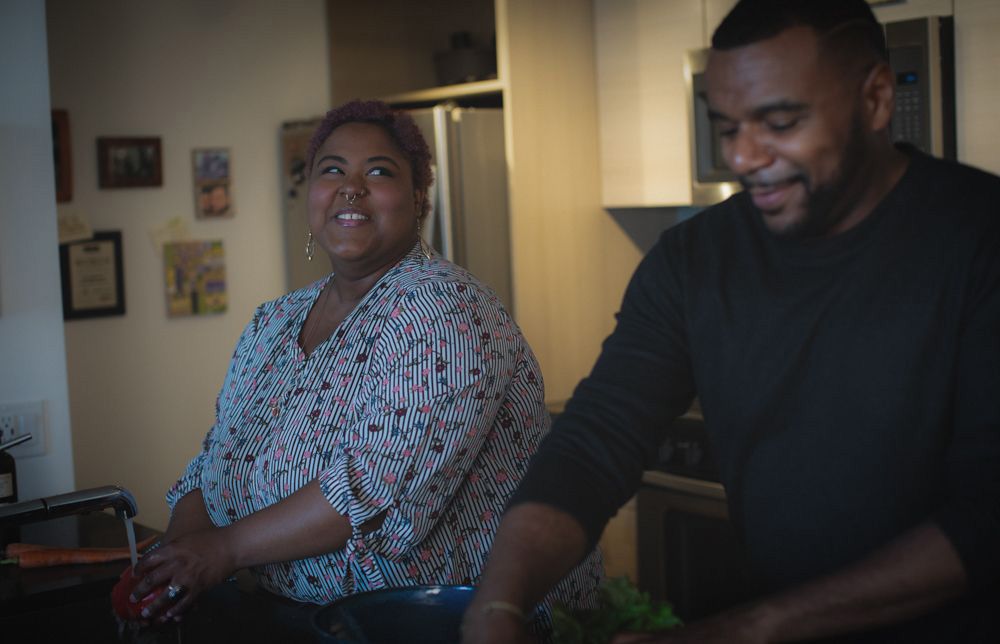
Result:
[306, 100, 433, 221]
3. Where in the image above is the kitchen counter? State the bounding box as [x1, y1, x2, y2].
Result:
[1, 513, 160, 612]
[1, 513, 321, 643]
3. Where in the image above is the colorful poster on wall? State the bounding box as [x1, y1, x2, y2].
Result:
[192, 148, 233, 218]
[163, 240, 227, 317]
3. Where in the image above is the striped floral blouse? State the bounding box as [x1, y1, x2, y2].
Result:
[167, 245, 602, 616]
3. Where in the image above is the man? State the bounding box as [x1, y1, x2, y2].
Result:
[462, 0, 1000, 642]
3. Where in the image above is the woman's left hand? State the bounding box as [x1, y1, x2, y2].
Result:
[129, 527, 237, 623]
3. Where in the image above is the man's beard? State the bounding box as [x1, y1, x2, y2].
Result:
[750, 111, 871, 240]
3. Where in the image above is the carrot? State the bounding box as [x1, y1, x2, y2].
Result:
[6, 535, 158, 568]
[4, 543, 49, 556]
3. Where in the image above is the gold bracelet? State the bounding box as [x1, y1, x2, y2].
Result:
[481, 600, 527, 622]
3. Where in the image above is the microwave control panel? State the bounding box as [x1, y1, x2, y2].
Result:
[885, 16, 955, 159]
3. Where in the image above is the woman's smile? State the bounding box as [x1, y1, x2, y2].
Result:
[332, 208, 371, 226]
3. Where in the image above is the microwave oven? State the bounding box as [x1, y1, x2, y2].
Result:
[683, 16, 955, 207]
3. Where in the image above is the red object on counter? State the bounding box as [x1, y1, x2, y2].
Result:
[111, 565, 165, 621]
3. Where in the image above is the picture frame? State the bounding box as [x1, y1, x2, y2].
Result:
[58, 230, 126, 320]
[163, 239, 227, 317]
[191, 148, 234, 218]
[52, 109, 72, 202]
[97, 137, 162, 188]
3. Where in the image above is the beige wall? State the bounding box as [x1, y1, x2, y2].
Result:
[0, 0, 76, 500]
[47, 0, 330, 530]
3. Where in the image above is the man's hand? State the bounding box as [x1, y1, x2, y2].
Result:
[617, 522, 967, 644]
[610, 604, 775, 644]
[461, 503, 590, 643]
[461, 608, 537, 644]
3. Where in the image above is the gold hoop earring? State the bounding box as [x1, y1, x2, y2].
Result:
[305, 231, 315, 262]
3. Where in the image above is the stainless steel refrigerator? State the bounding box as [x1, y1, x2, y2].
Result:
[280, 105, 513, 313]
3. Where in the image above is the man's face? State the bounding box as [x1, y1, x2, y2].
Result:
[705, 26, 873, 239]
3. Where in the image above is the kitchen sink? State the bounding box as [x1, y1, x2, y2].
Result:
[1, 514, 319, 643]
[1, 568, 320, 643]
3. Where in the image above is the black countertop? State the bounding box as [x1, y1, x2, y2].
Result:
[0, 513, 321, 643]
[0, 512, 161, 610]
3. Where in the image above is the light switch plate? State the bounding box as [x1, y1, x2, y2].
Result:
[0, 400, 46, 458]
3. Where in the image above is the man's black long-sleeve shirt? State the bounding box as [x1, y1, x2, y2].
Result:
[513, 149, 1000, 641]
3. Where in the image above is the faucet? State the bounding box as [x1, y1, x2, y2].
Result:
[0, 485, 138, 526]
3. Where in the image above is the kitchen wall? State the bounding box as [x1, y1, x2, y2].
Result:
[0, 0, 76, 500]
[46, 0, 330, 530]
[24, 0, 1000, 540]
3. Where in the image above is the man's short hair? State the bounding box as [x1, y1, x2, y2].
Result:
[712, 0, 887, 63]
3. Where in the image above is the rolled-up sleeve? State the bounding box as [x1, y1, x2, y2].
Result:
[318, 281, 519, 559]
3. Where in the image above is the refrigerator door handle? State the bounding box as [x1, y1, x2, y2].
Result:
[431, 104, 455, 261]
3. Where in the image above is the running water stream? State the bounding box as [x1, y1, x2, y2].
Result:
[123, 515, 138, 568]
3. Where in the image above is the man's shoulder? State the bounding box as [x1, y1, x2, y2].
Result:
[903, 154, 1000, 243]
[912, 152, 1000, 200]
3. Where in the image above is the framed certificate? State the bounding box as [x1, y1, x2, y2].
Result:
[59, 231, 126, 320]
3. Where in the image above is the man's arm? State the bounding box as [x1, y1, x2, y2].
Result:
[461, 502, 590, 643]
[459, 235, 697, 642]
[614, 520, 967, 644]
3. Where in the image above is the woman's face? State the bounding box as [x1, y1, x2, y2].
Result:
[307, 122, 422, 276]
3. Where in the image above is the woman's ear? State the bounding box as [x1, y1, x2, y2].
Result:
[861, 61, 896, 133]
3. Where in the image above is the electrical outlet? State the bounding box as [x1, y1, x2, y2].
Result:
[0, 400, 46, 458]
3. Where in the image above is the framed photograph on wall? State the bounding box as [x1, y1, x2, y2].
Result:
[163, 240, 227, 317]
[192, 148, 233, 218]
[52, 109, 72, 202]
[97, 137, 162, 188]
[58, 231, 126, 320]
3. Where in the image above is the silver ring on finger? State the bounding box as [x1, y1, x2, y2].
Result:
[166, 583, 186, 601]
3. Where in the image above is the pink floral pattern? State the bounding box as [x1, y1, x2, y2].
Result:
[167, 246, 602, 616]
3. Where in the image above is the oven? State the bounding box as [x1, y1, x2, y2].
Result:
[637, 412, 758, 622]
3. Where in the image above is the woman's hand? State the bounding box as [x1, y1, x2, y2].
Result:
[129, 527, 238, 623]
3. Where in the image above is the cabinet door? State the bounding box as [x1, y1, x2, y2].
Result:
[872, 0, 953, 23]
[954, 0, 1000, 174]
[703, 0, 738, 42]
[594, 0, 705, 207]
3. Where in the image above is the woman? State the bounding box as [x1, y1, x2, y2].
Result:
[127, 100, 602, 630]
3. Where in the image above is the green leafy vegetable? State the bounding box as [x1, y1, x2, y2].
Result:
[552, 576, 683, 644]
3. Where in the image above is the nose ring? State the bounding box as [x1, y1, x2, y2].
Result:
[344, 190, 365, 206]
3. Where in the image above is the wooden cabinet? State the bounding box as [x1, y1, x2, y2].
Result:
[704, 0, 740, 39]
[872, 0, 1000, 175]
[324, 0, 643, 403]
[954, 0, 1000, 175]
[593, 0, 736, 207]
[325, 0, 648, 582]
[326, 0, 498, 103]
[871, 0, 953, 23]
